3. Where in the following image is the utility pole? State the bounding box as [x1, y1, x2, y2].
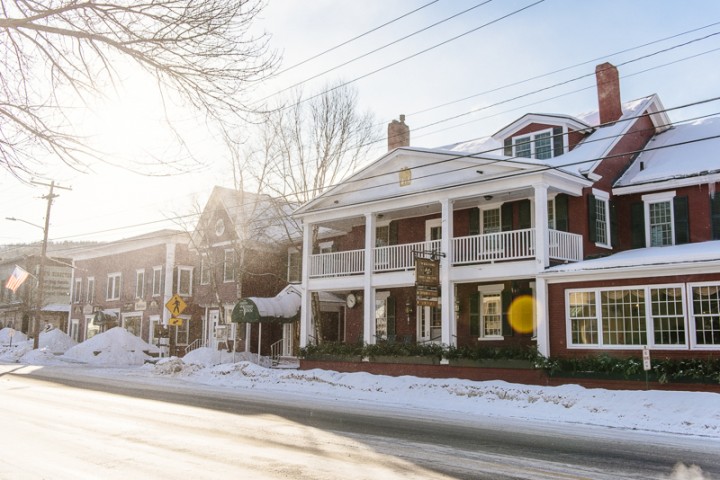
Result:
[30, 179, 71, 350]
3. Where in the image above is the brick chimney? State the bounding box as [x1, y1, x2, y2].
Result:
[388, 114, 410, 151]
[595, 62, 623, 125]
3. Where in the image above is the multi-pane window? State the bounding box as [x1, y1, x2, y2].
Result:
[86, 277, 95, 304]
[223, 249, 235, 283]
[691, 284, 720, 346]
[547, 198, 556, 229]
[135, 269, 145, 299]
[649, 201, 673, 246]
[152, 267, 162, 296]
[287, 248, 301, 283]
[200, 256, 211, 285]
[481, 293, 502, 338]
[177, 267, 193, 296]
[512, 129, 557, 159]
[567, 285, 693, 348]
[73, 278, 82, 303]
[482, 208, 501, 234]
[595, 197, 609, 245]
[107, 273, 121, 300]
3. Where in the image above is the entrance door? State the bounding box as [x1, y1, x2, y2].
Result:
[208, 309, 220, 349]
[282, 323, 294, 356]
[417, 305, 442, 343]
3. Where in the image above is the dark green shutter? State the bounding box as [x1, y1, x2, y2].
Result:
[386, 297, 396, 337]
[389, 221, 398, 246]
[518, 200, 531, 229]
[504, 138, 513, 156]
[631, 202, 645, 248]
[501, 290, 513, 337]
[501, 203, 513, 231]
[673, 196, 689, 244]
[469, 292, 480, 336]
[712, 193, 720, 240]
[553, 126, 564, 157]
[469, 207, 480, 235]
[587, 194, 597, 242]
[555, 194, 569, 232]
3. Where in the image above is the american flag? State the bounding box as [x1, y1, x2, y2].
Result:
[5, 265, 30, 293]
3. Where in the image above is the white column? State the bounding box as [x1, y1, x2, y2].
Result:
[533, 183, 549, 269]
[363, 213, 376, 344]
[535, 277, 550, 357]
[299, 221, 313, 347]
[440, 198, 454, 347]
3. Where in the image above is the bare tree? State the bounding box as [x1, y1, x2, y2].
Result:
[238, 82, 379, 343]
[0, 0, 278, 180]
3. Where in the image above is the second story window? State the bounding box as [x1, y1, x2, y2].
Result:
[135, 269, 145, 299]
[481, 207, 501, 234]
[223, 249, 235, 283]
[287, 248, 301, 284]
[152, 266, 162, 296]
[73, 278, 82, 303]
[588, 190, 611, 249]
[86, 277, 95, 304]
[513, 130, 555, 159]
[632, 191, 689, 248]
[648, 200, 673, 246]
[177, 266, 193, 296]
[107, 272, 121, 301]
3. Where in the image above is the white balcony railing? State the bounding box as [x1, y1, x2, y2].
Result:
[308, 229, 582, 278]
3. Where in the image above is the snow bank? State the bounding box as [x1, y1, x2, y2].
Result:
[39, 328, 77, 354]
[0, 327, 28, 344]
[62, 327, 159, 366]
[182, 347, 269, 367]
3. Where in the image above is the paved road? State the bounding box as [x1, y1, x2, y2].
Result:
[1, 364, 718, 479]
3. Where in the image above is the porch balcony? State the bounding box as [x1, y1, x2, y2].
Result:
[308, 228, 582, 278]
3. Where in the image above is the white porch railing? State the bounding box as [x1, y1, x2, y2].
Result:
[453, 229, 535, 265]
[308, 229, 582, 278]
[374, 240, 441, 272]
[549, 229, 584, 262]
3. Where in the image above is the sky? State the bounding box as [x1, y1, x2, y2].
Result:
[2, 0, 720, 248]
[2, 325, 720, 469]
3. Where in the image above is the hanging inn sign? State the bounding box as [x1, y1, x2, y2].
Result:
[415, 256, 440, 307]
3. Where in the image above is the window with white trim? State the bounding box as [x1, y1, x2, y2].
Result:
[107, 272, 121, 301]
[567, 284, 692, 348]
[643, 191, 675, 247]
[481, 207, 501, 234]
[86, 277, 95, 304]
[547, 197, 556, 229]
[73, 278, 82, 303]
[592, 189, 611, 248]
[513, 129, 555, 159]
[177, 266, 193, 296]
[152, 266, 162, 297]
[471, 284, 504, 339]
[689, 283, 720, 347]
[223, 249, 235, 283]
[135, 269, 145, 299]
[287, 248, 301, 283]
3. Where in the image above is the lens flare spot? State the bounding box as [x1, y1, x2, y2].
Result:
[508, 295, 534, 334]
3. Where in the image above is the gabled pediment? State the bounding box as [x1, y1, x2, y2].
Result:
[492, 113, 592, 140]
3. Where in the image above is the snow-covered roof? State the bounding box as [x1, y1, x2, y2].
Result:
[544, 240, 720, 277]
[614, 116, 720, 193]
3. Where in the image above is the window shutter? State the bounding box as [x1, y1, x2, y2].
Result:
[503, 138, 513, 156]
[587, 194, 597, 243]
[631, 202, 645, 248]
[501, 203, 513, 231]
[469, 292, 480, 337]
[501, 290, 513, 337]
[552, 126, 564, 157]
[469, 208, 480, 235]
[555, 194, 569, 232]
[386, 297, 396, 337]
[389, 221, 398, 245]
[712, 193, 720, 240]
[673, 196, 689, 244]
[518, 200, 531, 229]
[610, 200, 618, 247]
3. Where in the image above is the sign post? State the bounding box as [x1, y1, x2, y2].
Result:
[643, 346, 651, 390]
[164, 294, 187, 357]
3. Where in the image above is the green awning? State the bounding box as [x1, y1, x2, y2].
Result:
[231, 287, 301, 324]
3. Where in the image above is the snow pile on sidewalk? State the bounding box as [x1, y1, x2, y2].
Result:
[39, 328, 77, 354]
[0, 327, 76, 363]
[0, 327, 28, 345]
[143, 358, 720, 439]
[62, 327, 159, 366]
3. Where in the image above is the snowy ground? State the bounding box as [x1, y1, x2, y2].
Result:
[2, 326, 720, 447]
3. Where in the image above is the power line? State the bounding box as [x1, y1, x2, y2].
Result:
[257, 0, 493, 104]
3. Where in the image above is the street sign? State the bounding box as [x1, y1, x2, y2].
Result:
[165, 294, 187, 316]
[642, 347, 651, 371]
[168, 317, 183, 327]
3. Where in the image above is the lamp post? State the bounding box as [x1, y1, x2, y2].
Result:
[6, 216, 49, 350]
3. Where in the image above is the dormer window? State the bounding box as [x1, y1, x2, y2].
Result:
[512, 129, 555, 159]
[502, 125, 567, 160]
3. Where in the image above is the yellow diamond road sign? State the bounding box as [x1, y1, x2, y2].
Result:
[168, 317, 183, 327]
[166, 294, 187, 316]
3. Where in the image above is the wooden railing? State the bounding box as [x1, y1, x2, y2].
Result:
[308, 229, 582, 278]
